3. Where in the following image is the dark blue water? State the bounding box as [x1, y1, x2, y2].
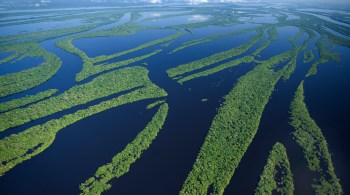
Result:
[0, 99, 161, 195]
[105, 38, 257, 195]
[0, 52, 14, 61]
[167, 31, 256, 66]
[73, 29, 176, 58]
[0, 9, 349, 195]
[0, 56, 43, 76]
[0, 12, 132, 103]
[303, 45, 350, 195]
[0, 38, 82, 104]
[256, 26, 298, 61]
[225, 30, 318, 195]
[0, 24, 255, 195]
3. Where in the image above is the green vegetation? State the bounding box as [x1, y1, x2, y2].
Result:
[146, 100, 166, 109]
[0, 67, 162, 132]
[175, 27, 277, 84]
[76, 49, 162, 82]
[0, 67, 167, 176]
[92, 31, 184, 64]
[255, 142, 294, 195]
[0, 23, 101, 43]
[178, 56, 253, 84]
[0, 42, 61, 97]
[251, 28, 278, 57]
[0, 89, 57, 113]
[169, 27, 255, 54]
[180, 50, 294, 195]
[281, 49, 299, 81]
[303, 50, 314, 64]
[79, 103, 168, 195]
[300, 29, 316, 50]
[282, 28, 317, 80]
[306, 37, 340, 77]
[56, 30, 184, 82]
[289, 28, 304, 46]
[290, 81, 342, 194]
[0, 9, 122, 28]
[0, 10, 128, 43]
[0, 12, 132, 98]
[167, 28, 264, 79]
[0, 6, 348, 193]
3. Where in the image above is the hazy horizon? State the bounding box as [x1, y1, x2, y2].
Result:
[1, 0, 349, 9]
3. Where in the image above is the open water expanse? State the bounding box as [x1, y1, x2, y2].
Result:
[0, 2, 349, 195]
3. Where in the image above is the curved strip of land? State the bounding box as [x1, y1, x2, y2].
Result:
[306, 37, 340, 77]
[0, 68, 167, 176]
[80, 103, 168, 195]
[303, 50, 315, 64]
[255, 142, 294, 195]
[76, 49, 162, 82]
[92, 31, 184, 64]
[166, 28, 264, 79]
[0, 66, 163, 132]
[56, 29, 184, 82]
[169, 27, 256, 54]
[0, 42, 61, 97]
[176, 28, 278, 83]
[0, 66, 162, 132]
[290, 81, 342, 194]
[180, 49, 295, 195]
[0, 89, 57, 113]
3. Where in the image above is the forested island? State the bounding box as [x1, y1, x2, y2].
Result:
[0, 1, 349, 194]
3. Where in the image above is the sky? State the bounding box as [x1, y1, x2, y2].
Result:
[0, 0, 349, 8]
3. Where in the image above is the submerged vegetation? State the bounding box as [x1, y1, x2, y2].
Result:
[306, 37, 340, 77]
[255, 142, 294, 195]
[80, 103, 168, 195]
[290, 82, 342, 194]
[303, 50, 314, 64]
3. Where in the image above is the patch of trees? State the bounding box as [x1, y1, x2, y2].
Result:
[0, 66, 162, 132]
[80, 103, 168, 195]
[0, 41, 61, 97]
[306, 37, 340, 77]
[255, 142, 294, 195]
[169, 27, 256, 54]
[92, 31, 184, 64]
[56, 29, 184, 82]
[0, 11, 129, 43]
[303, 50, 314, 64]
[167, 28, 264, 80]
[146, 100, 166, 109]
[180, 49, 295, 195]
[290, 81, 342, 194]
[176, 27, 278, 83]
[0, 67, 168, 176]
[0, 89, 57, 113]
